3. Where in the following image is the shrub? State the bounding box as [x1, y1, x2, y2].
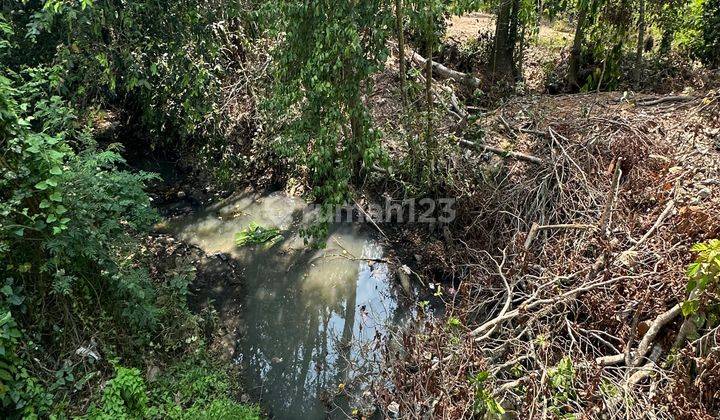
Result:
[89, 359, 261, 420]
[92, 366, 149, 419]
[683, 239, 720, 316]
[700, 0, 720, 67]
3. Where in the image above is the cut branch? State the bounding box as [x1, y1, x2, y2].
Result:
[598, 158, 623, 236]
[411, 52, 481, 89]
[631, 303, 681, 366]
[459, 139, 544, 165]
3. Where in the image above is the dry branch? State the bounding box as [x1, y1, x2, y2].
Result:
[632, 303, 682, 366]
[524, 222, 595, 249]
[411, 52, 481, 89]
[624, 199, 676, 254]
[636, 95, 693, 107]
[598, 158, 623, 235]
[459, 139, 544, 165]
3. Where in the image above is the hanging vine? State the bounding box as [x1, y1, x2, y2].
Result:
[264, 0, 393, 241]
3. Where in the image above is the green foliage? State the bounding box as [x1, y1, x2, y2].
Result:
[178, 398, 260, 419]
[663, 0, 704, 57]
[4, 0, 246, 144]
[446, 316, 462, 329]
[468, 371, 505, 416]
[263, 0, 391, 240]
[88, 357, 261, 419]
[549, 356, 575, 393]
[566, 0, 719, 89]
[0, 67, 161, 335]
[235, 222, 282, 247]
[92, 366, 149, 419]
[0, 310, 22, 407]
[683, 239, 720, 316]
[0, 280, 54, 417]
[548, 356, 577, 417]
[0, 25, 217, 416]
[405, 0, 451, 54]
[699, 0, 720, 67]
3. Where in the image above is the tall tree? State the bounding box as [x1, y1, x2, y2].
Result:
[568, 0, 590, 90]
[634, 0, 646, 84]
[396, 0, 407, 104]
[492, 0, 518, 80]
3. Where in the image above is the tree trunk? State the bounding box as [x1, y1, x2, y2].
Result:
[395, 0, 406, 104]
[425, 10, 433, 149]
[535, 0, 544, 42]
[634, 0, 646, 85]
[568, 1, 589, 90]
[492, 0, 516, 81]
[659, 28, 674, 56]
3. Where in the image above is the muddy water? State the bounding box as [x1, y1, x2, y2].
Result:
[168, 192, 407, 419]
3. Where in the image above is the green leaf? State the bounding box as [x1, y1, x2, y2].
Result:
[681, 300, 700, 317]
[485, 396, 505, 415]
[0, 368, 13, 382]
[474, 371, 489, 383]
[692, 243, 709, 252]
[49, 192, 62, 202]
[50, 166, 63, 175]
[40, 199, 51, 209]
[35, 181, 49, 190]
[686, 262, 701, 278]
[46, 214, 57, 223]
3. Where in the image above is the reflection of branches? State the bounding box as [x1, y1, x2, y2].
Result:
[180, 193, 405, 417]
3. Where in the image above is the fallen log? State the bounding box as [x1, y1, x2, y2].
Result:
[459, 139, 544, 165]
[411, 52, 481, 89]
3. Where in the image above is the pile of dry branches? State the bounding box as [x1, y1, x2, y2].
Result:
[374, 89, 720, 418]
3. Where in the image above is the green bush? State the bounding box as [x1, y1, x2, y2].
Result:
[88, 359, 261, 420]
[5, 0, 243, 143]
[0, 67, 160, 334]
[91, 366, 149, 419]
[700, 0, 720, 67]
[683, 239, 720, 316]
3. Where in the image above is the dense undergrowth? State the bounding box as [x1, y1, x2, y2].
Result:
[1, 2, 259, 418]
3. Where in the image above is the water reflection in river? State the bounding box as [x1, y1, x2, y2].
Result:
[169, 192, 406, 419]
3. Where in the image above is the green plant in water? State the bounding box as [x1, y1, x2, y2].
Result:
[235, 223, 283, 247]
